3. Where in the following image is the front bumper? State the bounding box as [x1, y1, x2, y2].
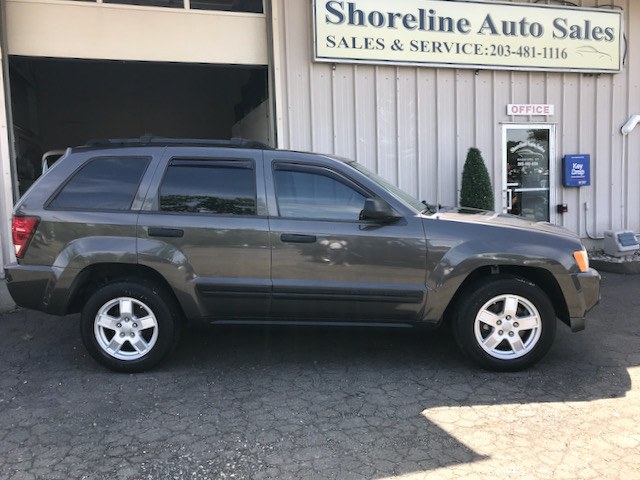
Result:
[567, 267, 601, 332]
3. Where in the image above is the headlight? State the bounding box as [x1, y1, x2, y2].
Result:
[573, 248, 589, 273]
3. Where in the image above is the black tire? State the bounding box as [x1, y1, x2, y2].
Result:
[452, 275, 556, 372]
[80, 280, 181, 373]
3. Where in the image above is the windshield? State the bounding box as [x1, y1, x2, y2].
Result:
[350, 162, 426, 213]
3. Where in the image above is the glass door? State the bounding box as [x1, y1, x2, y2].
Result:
[502, 125, 555, 222]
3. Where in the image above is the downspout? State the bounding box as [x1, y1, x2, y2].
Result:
[621, 115, 640, 231]
[586, 115, 640, 240]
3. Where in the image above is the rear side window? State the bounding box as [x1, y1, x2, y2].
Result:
[49, 156, 150, 210]
[159, 159, 256, 215]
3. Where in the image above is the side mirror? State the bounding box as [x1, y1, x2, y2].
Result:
[360, 198, 401, 223]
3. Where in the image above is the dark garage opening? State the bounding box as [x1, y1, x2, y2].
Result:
[9, 57, 270, 195]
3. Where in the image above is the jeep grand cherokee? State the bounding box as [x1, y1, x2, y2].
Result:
[4, 137, 600, 372]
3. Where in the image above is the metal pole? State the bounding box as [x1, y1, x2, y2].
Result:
[0, 0, 18, 272]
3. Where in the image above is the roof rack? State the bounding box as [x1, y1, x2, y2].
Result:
[84, 135, 273, 150]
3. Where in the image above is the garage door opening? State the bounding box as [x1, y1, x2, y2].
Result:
[9, 56, 270, 195]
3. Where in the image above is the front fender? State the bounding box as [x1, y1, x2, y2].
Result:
[423, 253, 565, 323]
[422, 222, 579, 323]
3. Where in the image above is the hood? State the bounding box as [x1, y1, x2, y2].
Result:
[425, 206, 578, 239]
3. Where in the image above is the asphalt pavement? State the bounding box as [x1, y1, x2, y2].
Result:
[1, 272, 639, 480]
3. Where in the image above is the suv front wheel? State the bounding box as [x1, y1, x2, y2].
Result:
[80, 281, 180, 372]
[453, 276, 557, 371]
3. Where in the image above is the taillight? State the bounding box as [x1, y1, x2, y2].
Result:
[12, 216, 39, 259]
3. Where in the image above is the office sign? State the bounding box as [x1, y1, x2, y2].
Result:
[508, 104, 555, 116]
[313, 0, 623, 73]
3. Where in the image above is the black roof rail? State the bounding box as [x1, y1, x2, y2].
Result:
[83, 135, 273, 150]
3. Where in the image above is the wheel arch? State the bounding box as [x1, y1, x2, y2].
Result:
[65, 263, 187, 322]
[443, 265, 570, 327]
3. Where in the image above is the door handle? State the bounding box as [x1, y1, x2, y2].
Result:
[148, 227, 184, 238]
[280, 233, 317, 244]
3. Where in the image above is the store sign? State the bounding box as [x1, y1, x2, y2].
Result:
[313, 0, 623, 73]
[563, 154, 590, 187]
[508, 104, 554, 116]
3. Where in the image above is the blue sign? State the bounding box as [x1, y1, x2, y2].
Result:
[563, 154, 590, 187]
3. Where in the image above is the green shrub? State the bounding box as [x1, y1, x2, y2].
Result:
[459, 147, 494, 211]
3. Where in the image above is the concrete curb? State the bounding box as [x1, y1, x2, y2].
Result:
[590, 258, 640, 275]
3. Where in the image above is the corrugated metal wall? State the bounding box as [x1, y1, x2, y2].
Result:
[271, 0, 640, 240]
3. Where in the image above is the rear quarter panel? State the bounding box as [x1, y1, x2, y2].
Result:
[9, 147, 164, 313]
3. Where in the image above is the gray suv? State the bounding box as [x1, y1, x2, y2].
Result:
[5, 137, 600, 372]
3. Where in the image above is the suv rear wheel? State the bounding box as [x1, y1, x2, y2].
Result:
[453, 276, 556, 371]
[80, 281, 180, 372]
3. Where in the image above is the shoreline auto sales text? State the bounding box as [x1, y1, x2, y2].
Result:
[314, 0, 622, 72]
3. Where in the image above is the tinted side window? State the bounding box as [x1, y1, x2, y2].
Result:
[49, 156, 149, 210]
[160, 160, 256, 215]
[274, 168, 367, 221]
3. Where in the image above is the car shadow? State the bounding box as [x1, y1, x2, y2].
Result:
[0, 272, 636, 479]
[161, 271, 634, 477]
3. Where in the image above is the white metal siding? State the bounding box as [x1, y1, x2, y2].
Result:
[272, 0, 640, 238]
[6, 0, 268, 65]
